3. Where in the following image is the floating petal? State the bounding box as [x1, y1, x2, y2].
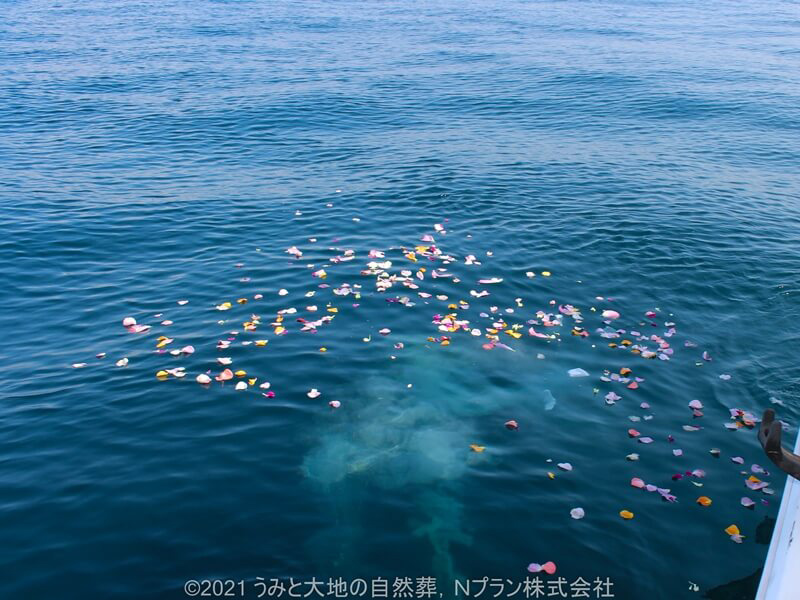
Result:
[568, 368, 590, 378]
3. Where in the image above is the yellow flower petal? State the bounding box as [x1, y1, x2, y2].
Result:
[469, 444, 486, 453]
[697, 496, 712, 507]
[725, 525, 740, 536]
[619, 510, 634, 520]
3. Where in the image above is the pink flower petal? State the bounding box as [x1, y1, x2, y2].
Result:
[215, 368, 233, 382]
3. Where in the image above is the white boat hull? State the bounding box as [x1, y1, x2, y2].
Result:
[756, 433, 800, 600]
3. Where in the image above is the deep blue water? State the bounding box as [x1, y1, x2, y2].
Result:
[2, 1, 800, 598]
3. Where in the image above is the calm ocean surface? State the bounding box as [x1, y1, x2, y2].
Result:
[2, 1, 800, 598]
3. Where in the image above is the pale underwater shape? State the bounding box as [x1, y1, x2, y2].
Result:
[302, 376, 473, 582]
[303, 390, 470, 487]
[301, 347, 580, 580]
[541, 389, 557, 411]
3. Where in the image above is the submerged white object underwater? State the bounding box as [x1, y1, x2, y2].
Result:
[302, 375, 472, 584]
[301, 347, 575, 583]
[541, 389, 557, 411]
[302, 350, 530, 582]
